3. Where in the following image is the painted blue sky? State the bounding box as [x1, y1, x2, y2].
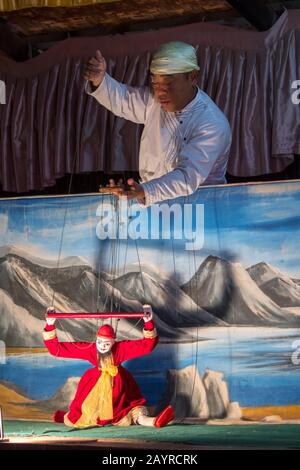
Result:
[0, 180, 300, 283]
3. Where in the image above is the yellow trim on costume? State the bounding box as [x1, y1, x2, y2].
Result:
[143, 328, 157, 339]
[0, 0, 119, 12]
[43, 329, 57, 341]
[75, 355, 118, 428]
[113, 411, 132, 427]
[131, 405, 148, 423]
[113, 406, 148, 426]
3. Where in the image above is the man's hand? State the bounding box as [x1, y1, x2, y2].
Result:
[84, 49, 106, 88]
[45, 306, 56, 326]
[126, 179, 145, 202]
[99, 178, 145, 203]
[143, 304, 153, 323]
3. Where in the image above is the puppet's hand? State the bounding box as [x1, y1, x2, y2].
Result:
[45, 306, 56, 326]
[143, 304, 153, 322]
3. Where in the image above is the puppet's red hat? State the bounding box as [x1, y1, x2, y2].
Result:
[96, 324, 116, 339]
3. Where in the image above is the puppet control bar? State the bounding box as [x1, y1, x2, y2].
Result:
[47, 312, 146, 319]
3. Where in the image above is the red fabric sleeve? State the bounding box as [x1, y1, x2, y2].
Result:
[44, 324, 55, 332]
[43, 324, 95, 362]
[114, 321, 158, 363]
[143, 319, 155, 331]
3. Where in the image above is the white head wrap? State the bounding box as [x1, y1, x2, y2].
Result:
[150, 41, 199, 75]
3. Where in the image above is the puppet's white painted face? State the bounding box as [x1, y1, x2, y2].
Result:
[96, 336, 115, 354]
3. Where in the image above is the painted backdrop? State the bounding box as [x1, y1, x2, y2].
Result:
[0, 180, 300, 421]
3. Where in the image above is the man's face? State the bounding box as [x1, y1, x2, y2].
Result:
[96, 336, 115, 354]
[151, 72, 197, 112]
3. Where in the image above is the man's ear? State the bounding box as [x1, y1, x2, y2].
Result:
[189, 70, 199, 86]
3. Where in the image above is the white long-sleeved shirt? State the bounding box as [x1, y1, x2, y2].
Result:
[87, 74, 232, 205]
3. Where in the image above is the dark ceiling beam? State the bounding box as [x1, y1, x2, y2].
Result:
[227, 0, 283, 30]
[0, 1, 237, 37]
[0, 19, 29, 60]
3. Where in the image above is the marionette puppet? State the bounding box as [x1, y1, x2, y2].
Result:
[43, 305, 174, 428]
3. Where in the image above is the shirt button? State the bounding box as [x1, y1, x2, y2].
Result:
[180, 120, 183, 124]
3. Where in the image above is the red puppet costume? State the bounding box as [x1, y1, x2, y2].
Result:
[43, 312, 173, 428]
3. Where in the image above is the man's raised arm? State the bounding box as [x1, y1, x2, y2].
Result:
[84, 49, 151, 124]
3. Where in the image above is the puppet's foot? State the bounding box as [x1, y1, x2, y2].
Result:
[53, 409, 67, 423]
[154, 405, 174, 428]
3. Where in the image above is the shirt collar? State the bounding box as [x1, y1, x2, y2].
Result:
[174, 87, 200, 116]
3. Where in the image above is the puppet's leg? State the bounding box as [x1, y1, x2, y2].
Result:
[136, 415, 155, 426]
[53, 410, 78, 428]
[136, 405, 174, 427]
[53, 410, 67, 423]
[153, 405, 174, 427]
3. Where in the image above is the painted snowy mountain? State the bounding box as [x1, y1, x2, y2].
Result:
[0, 247, 209, 346]
[181, 256, 300, 326]
[0, 288, 70, 347]
[0, 244, 88, 268]
[247, 262, 300, 307]
[1, 246, 300, 347]
[105, 269, 224, 328]
[0, 251, 114, 345]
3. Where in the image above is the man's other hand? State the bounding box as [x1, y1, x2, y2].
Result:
[125, 179, 145, 202]
[99, 178, 145, 203]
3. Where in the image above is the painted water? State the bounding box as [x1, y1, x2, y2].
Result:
[1, 327, 300, 408]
